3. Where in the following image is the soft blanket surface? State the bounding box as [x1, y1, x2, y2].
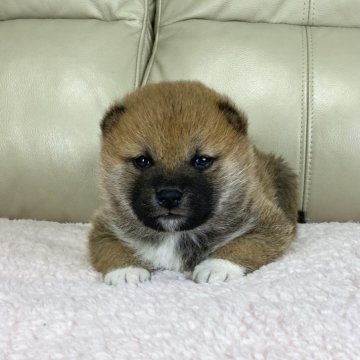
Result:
[0, 219, 359, 359]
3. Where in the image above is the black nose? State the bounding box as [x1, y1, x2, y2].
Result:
[156, 189, 183, 209]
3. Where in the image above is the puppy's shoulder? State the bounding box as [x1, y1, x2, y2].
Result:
[254, 149, 298, 222]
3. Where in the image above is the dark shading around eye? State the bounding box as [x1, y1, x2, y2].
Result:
[133, 155, 153, 170]
[191, 155, 214, 170]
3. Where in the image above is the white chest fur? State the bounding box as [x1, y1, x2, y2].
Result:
[136, 233, 183, 271]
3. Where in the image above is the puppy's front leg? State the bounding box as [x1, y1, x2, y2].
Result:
[193, 224, 296, 283]
[89, 214, 150, 285]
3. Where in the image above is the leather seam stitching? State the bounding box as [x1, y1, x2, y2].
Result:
[302, 0, 307, 25]
[142, 0, 162, 85]
[299, 26, 307, 214]
[298, 0, 307, 214]
[312, 0, 316, 25]
[307, 0, 312, 25]
[134, 0, 149, 88]
[303, 27, 314, 217]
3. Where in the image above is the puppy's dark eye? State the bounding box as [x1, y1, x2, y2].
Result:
[191, 156, 214, 170]
[133, 155, 153, 170]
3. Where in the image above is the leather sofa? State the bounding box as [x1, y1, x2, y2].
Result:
[1, 0, 359, 223]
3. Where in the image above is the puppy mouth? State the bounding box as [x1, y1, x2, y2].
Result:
[152, 207, 187, 216]
[155, 212, 187, 221]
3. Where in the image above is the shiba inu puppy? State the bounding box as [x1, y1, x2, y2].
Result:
[89, 81, 298, 285]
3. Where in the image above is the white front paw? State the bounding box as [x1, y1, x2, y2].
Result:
[104, 267, 151, 285]
[193, 259, 246, 283]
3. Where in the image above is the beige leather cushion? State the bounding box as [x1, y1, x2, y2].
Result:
[305, 27, 360, 221]
[0, 0, 151, 21]
[145, 0, 360, 221]
[158, 0, 360, 27]
[0, 0, 154, 222]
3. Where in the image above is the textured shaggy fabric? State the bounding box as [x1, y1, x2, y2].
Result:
[0, 218, 359, 359]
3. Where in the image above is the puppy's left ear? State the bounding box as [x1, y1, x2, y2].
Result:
[218, 101, 248, 134]
[100, 104, 126, 134]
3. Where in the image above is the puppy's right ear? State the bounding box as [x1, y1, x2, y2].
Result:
[100, 104, 125, 134]
[218, 101, 248, 134]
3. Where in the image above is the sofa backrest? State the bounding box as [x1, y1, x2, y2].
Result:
[1, 0, 359, 222]
[0, 0, 154, 222]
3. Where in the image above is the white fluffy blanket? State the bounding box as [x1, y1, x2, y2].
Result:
[0, 218, 359, 359]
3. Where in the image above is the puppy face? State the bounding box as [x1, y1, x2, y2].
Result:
[100, 82, 252, 233]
